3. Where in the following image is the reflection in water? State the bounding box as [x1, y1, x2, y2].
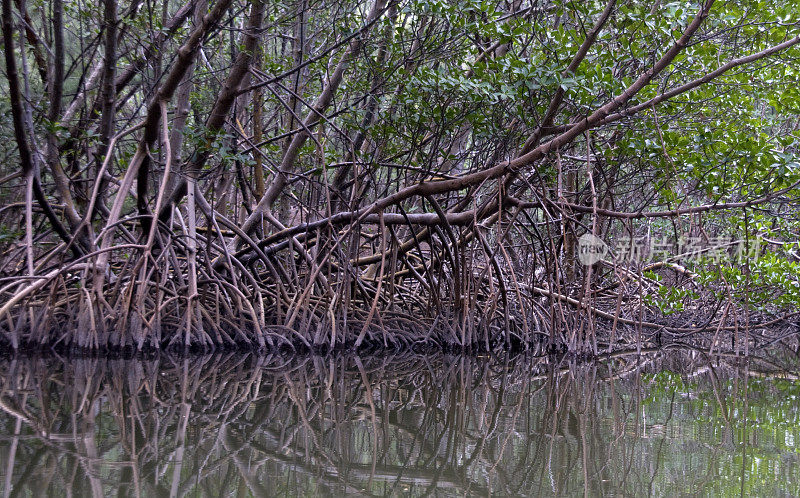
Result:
[1, 351, 800, 496]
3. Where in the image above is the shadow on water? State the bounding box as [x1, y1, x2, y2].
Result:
[1, 349, 800, 496]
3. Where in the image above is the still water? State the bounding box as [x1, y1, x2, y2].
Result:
[0, 349, 799, 496]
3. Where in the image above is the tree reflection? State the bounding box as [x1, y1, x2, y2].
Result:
[1, 350, 800, 496]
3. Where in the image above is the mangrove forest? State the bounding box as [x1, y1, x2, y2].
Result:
[1, 0, 800, 355]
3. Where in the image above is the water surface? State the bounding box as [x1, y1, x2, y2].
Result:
[1, 349, 799, 496]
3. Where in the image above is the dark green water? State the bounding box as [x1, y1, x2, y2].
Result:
[1, 349, 799, 496]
